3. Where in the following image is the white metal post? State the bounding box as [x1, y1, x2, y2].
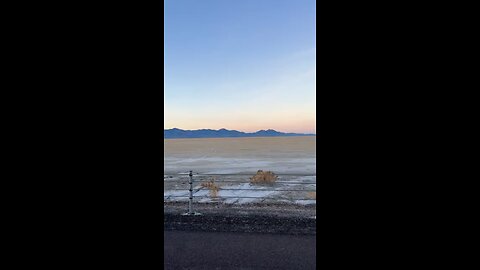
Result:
[188, 170, 193, 214]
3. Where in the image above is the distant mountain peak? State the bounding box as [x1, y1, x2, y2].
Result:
[164, 128, 314, 139]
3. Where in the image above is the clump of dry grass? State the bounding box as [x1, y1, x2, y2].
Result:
[307, 192, 316, 200]
[201, 178, 219, 197]
[250, 170, 278, 185]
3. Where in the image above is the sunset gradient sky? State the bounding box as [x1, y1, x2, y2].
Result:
[164, 0, 316, 134]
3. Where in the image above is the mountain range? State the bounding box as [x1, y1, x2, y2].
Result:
[164, 128, 315, 139]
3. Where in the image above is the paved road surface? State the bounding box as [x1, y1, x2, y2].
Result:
[164, 230, 316, 270]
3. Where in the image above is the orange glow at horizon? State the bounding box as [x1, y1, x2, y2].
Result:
[165, 104, 316, 134]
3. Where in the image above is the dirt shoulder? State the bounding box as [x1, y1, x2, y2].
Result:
[164, 202, 317, 235]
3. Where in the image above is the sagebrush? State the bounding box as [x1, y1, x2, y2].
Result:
[201, 178, 219, 197]
[250, 170, 277, 184]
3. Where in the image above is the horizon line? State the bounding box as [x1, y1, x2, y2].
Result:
[164, 127, 316, 135]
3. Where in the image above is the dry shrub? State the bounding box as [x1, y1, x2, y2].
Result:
[201, 178, 219, 197]
[250, 170, 278, 184]
[307, 192, 316, 200]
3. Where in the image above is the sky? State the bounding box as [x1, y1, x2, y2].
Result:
[164, 0, 316, 134]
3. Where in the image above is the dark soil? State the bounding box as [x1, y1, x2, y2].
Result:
[164, 202, 316, 235]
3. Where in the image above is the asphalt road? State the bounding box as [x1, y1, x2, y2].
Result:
[164, 230, 316, 270]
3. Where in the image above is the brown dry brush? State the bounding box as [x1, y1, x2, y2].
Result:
[307, 192, 316, 200]
[250, 170, 278, 185]
[200, 178, 219, 198]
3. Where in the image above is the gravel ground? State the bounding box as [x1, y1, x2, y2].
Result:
[164, 201, 317, 235]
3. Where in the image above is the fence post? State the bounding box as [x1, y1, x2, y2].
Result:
[182, 170, 201, 216]
[188, 170, 193, 214]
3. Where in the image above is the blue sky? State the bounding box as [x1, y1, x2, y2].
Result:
[164, 0, 316, 134]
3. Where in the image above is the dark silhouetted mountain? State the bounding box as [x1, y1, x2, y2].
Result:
[164, 128, 315, 139]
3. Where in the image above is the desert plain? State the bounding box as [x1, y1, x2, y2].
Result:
[164, 136, 316, 207]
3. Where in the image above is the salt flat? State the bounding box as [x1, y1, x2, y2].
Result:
[164, 136, 316, 174]
[164, 136, 316, 205]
